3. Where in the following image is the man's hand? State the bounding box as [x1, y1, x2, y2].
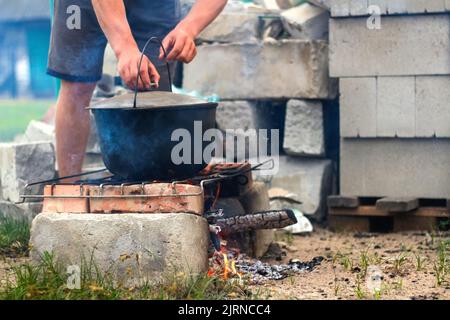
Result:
[117, 47, 161, 90]
[159, 26, 197, 63]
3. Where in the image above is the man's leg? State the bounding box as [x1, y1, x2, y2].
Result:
[55, 80, 96, 181]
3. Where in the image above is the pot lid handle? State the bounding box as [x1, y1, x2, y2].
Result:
[133, 37, 172, 108]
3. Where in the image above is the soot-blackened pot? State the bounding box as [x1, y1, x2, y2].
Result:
[89, 91, 217, 181]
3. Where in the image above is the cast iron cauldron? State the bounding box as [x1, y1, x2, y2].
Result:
[89, 91, 217, 181]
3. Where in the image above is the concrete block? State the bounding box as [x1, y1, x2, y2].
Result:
[386, 0, 408, 14]
[283, 99, 325, 157]
[407, 0, 446, 13]
[376, 77, 415, 137]
[331, 0, 350, 16]
[330, 15, 450, 77]
[183, 40, 338, 100]
[22, 120, 54, 143]
[327, 195, 359, 208]
[30, 213, 209, 286]
[340, 139, 450, 198]
[368, 0, 387, 15]
[308, 0, 332, 10]
[0, 201, 42, 222]
[216, 101, 256, 131]
[415, 76, 450, 137]
[0, 142, 56, 203]
[281, 3, 330, 40]
[376, 197, 419, 212]
[349, 0, 368, 16]
[266, 156, 333, 221]
[339, 78, 377, 137]
[198, 12, 260, 43]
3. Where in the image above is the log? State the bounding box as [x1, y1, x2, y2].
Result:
[216, 209, 297, 234]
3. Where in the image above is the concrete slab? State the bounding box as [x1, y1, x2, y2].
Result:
[30, 213, 210, 286]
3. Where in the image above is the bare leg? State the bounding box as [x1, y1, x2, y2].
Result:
[55, 80, 96, 181]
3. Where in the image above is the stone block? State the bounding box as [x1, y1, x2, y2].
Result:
[340, 139, 450, 198]
[0, 142, 56, 203]
[327, 195, 359, 208]
[415, 76, 450, 137]
[339, 78, 377, 137]
[330, 15, 450, 77]
[265, 156, 333, 220]
[30, 213, 209, 286]
[376, 77, 415, 137]
[183, 40, 338, 99]
[0, 200, 42, 222]
[216, 101, 256, 131]
[283, 99, 325, 157]
[376, 197, 419, 212]
[198, 12, 260, 43]
[281, 3, 330, 40]
[22, 120, 55, 143]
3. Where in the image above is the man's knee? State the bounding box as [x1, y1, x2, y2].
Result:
[59, 80, 97, 101]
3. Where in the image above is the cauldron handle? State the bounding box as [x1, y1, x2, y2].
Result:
[133, 36, 172, 108]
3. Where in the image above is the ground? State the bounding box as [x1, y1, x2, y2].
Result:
[0, 225, 448, 300]
[256, 228, 449, 300]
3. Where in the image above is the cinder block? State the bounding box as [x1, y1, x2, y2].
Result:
[283, 99, 325, 157]
[266, 156, 333, 221]
[340, 139, 450, 198]
[198, 12, 260, 43]
[340, 78, 377, 137]
[349, 0, 368, 16]
[281, 3, 330, 40]
[331, 0, 350, 17]
[376, 77, 415, 137]
[30, 213, 209, 286]
[415, 76, 450, 137]
[330, 15, 450, 77]
[340, 76, 450, 138]
[183, 40, 338, 100]
[216, 101, 256, 131]
[0, 142, 56, 203]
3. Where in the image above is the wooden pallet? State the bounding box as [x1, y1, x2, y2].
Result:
[327, 196, 450, 233]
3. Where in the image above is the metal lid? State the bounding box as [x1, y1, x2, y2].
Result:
[88, 91, 217, 110]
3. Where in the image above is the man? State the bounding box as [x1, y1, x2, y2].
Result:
[47, 0, 227, 180]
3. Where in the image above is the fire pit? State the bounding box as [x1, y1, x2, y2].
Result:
[23, 161, 299, 285]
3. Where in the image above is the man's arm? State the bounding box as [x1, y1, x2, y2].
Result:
[160, 0, 228, 63]
[92, 0, 160, 90]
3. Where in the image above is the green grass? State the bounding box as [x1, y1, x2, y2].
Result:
[0, 100, 53, 142]
[0, 252, 254, 300]
[0, 216, 31, 257]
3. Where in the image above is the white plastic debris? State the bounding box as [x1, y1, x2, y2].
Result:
[283, 208, 313, 234]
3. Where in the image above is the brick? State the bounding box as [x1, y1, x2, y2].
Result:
[42, 185, 89, 214]
[0, 142, 56, 203]
[416, 76, 450, 137]
[339, 78, 377, 137]
[183, 40, 338, 100]
[376, 77, 415, 137]
[30, 213, 209, 286]
[340, 139, 450, 198]
[330, 15, 450, 77]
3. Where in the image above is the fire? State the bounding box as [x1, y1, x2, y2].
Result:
[208, 249, 243, 282]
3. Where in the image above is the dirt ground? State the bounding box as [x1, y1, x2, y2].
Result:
[255, 228, 450, 300]
[0, 228, 448, 300]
